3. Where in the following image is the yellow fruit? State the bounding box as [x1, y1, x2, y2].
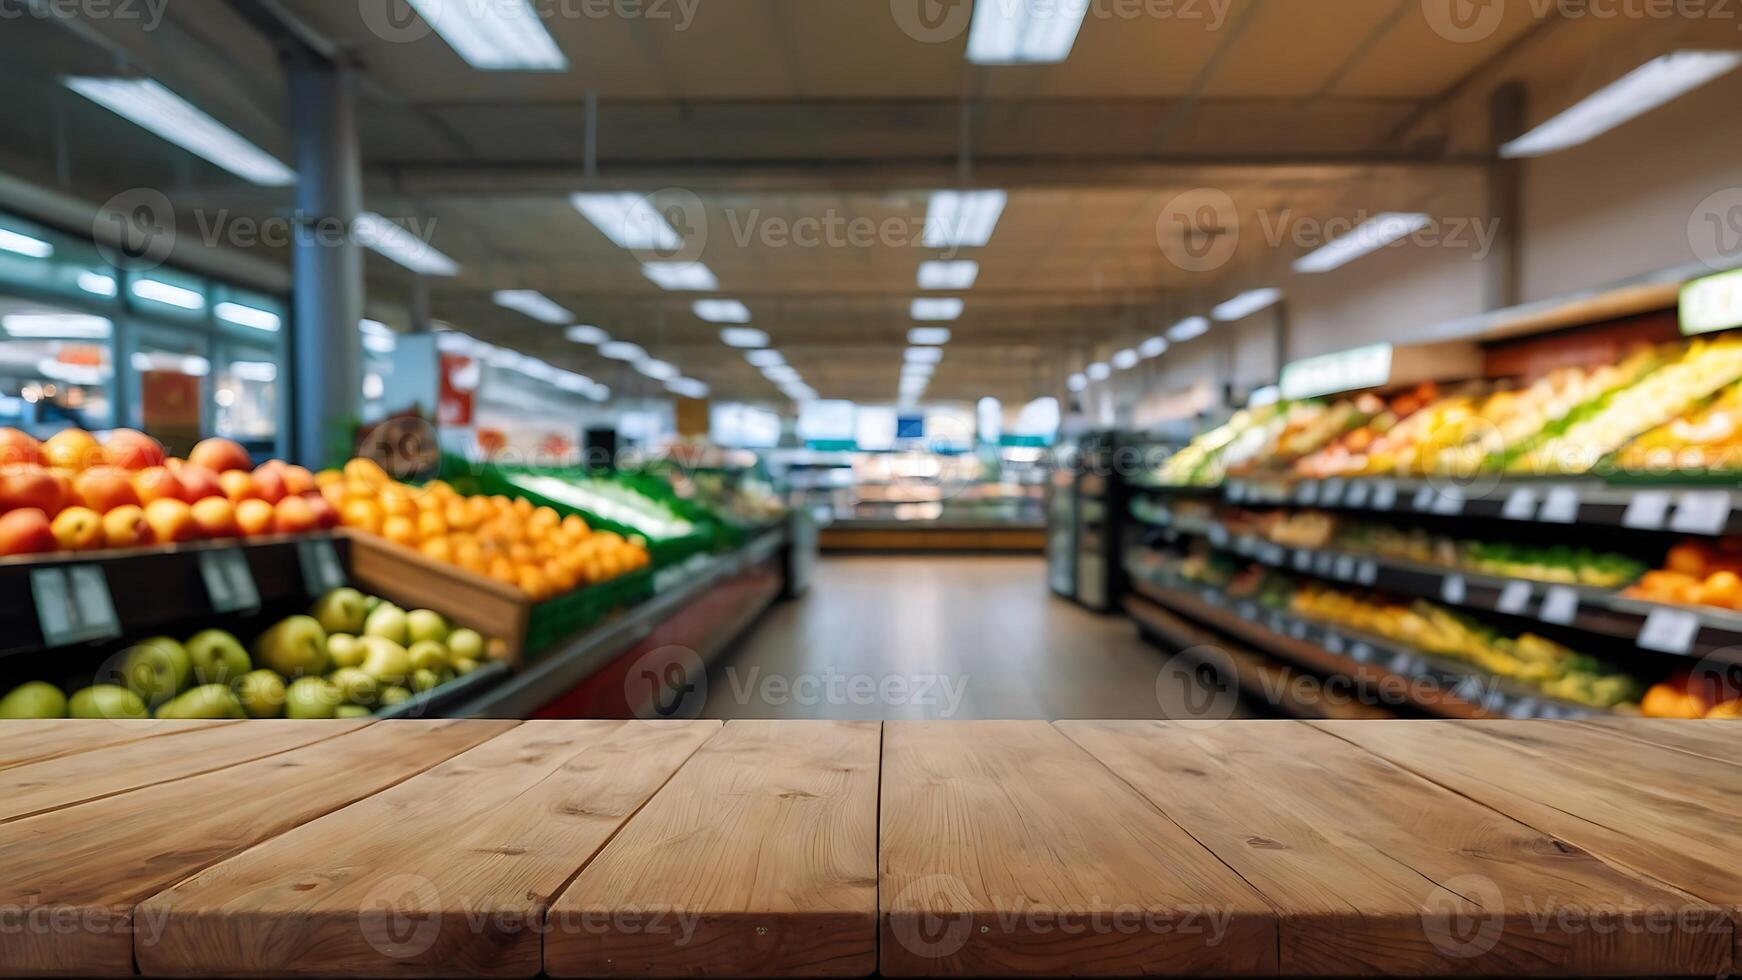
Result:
[314, 469, 343, 487]
[561, 514, 589, 537]
[343, 458, 389, 486]
[516, 565, 549, 599]
[417, 510, 447, 540]
[487, 557, 517, 584]
[382, 515, 419, 548]
[420, 537, 453, 563]
[341, 499, 384, 535]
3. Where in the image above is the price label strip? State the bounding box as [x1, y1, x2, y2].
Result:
[1539, 486, 1580, 524]
[31, 565, 122, 647]
[1670, 490, 1732, 535]
[1344, 481, 1371, 509]
[1637, 607, 1701, 655]
[1296, 481, 1319, 506]
[1539, 586, 1580, 626]
[1501, 487, 1539, 521]
[1496, 580, 1534, 615]
[1333, 555, 1356, 581]
[1370, 480, 1397, 511]
[1430, 487, 1465, 516]
[1441, 574, 1467, 606]
[1412, 486, 1437, 511]
[1357, 560, 1378, 586]
[297, 538, 347, 597]
[1319, 478, 1346, 507]
[1622, 491, 1672, 531]
[199, 548, 261, 614]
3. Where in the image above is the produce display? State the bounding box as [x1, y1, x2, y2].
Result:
[0, 587, 503, 720]
[1614, 378, 1742, 474]
[503, 472, 697, 541]
[328, 459, 651, 600]
[1295, 384, 1441, 478]
[0, 428, 337, 557]
[1625, 539, 1742, 610]
[1640, 670, 1742, 719]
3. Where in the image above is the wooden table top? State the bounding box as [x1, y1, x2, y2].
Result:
[0, 718, 1735, 977]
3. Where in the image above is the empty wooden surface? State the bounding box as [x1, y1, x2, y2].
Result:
[1060, 720, 1730, 976]
[879, 720, 1277, 977]
[0, 719, 512, 978]
[545, 720, 880, 978]
[0, 718, 238, 770]
[138, 720, 718, 978]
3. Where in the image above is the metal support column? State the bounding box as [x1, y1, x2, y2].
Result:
[1485, 82, 1527, 312]
[287, 55, 363, 469]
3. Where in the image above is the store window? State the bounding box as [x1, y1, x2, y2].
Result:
[213, 344, 279, 451]
[128, 324, 209, 457]
[0, 298, 115, 436]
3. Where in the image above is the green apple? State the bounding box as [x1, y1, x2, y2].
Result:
[363, 604, 408, 645]
[407, 639, 449, 673]
[253, 615, 330, 678]
[406, 608, 449, 645]
[335, 704, 373, 719]
[358, 636, 412, 686]
[67, 685, 147, 720]
[364, 594, 384, 615]
[185, 629, 251, 686]
[328, 667, 380, 706]
[452, 657, 480, 676]
[0, 681, 67, 719]
[327, 633, 365, 670]
[155, 684, 246, 720]
[379, 685, 412, 706]
[446, 628, 485, 662]
[285, 676, 341, 719]
[410, 668, 442, 693]
[235, 670, 286, 719]
[118, 636, 192, 707]
[310, 586, 369, 636]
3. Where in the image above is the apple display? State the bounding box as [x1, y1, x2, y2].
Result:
[252, 614, 330, 677]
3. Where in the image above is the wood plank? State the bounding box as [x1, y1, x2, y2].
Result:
[0, 719, 239, 770]
[0, 720, 370, 824]
[137, 720, 717, 978]
[1059, 720, 1731, 976]
[1314, 720, 1742, 969]
[545, 720, 880, 978]
[1572, 718, 1742, 765]
[878, 720, 1276, 977]
[0, 719, 514, 978]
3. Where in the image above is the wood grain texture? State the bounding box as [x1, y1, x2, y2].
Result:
[1314, 720, 1742, 970]
[0, 719, 512, 978]
[137, 720, 717, 978]
[0, 719, 239, 770]
[879, 720, 1276, 977]
[1059, 720, 1731, 976]
[546, 720, 880, 978]
[0, 720, 369, 824]
[1572, 718, 1742, 764]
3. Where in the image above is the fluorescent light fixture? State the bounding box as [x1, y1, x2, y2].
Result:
[215, 301, 280, 332]
[905, 346, 944, 365]
[571, 192, 683, 252]
[1139, 336, 1168, 359]
[636, 358, 679, 381]
[902, 359, 936, 374]
[599, 341, 646, 361]
[910, 298, 964, 321]
[694, 299, 752, 324]
[77, 271, 117, 296]
[1502, 51, 1742, 158]
[746, 349, 785, 368]
[360, 319, 394, 338]
[908, 327, 952, 345]
[360, 319, 397, 354]
[917, 260, 979, 289]
[0, 228, 53, 258]
[362, 373, 385, 400]
[720, 326, 768, 347]
[1293, 213, 1432, 273]
[1067, 373, 1088, 392]
[923, 190, 1007, 248]
[3, 314, 112, 339]
[130, 278, 204, 310]
[966, 0, 1088, 64]
[587, 384, 610, 402]
[131, 351, 209, 376]
[1086, 362, 1110, 381]
[404, 0, 568, 71]
[1112, 348, 1139, 370]
[65, 78, 296, 186]
[1166, 316, 1210, 342]
[641, 261, 718, 290]
[565, 325, 608, 344]
[354, 212, 460, 276]
[229, 361, 278, 383]
[493, 289, 572, 325]
[1212, 288, 1282, 322]
[764, 366, 800, 383]
[668, 377, 710, 399]
[1248, 385, 1282, 407]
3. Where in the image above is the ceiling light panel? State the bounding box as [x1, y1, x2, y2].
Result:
[354, 212, 461, 277]
[721, 327, 769, 348]
[565, 325, 608, 344]
[746, 350, 785, 368]
[922, 190, 1007, 248]
[1166, 316, 1210, 342]
[572, 193, 684, 252]
[1502, 51, 1742, 158]
[694, 300, 752, 324]
[1211, 288, 1282, 322]
[905, 347, 944, 365]
[917, 260, 979, 289]
[404, 0, 568, 70]
[599, 341, 646, 361]
[492, 289, 572, 324]
[64, 78, 296, 186]
[641, 262, 718, 290]
[911, 298, 964, 321]
[908, 327, 952, 345]
[965, 0, 1088, 64]
[1293, 213, 1432, 274]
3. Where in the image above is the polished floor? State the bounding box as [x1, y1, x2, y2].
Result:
[701, 555, 1226, 720]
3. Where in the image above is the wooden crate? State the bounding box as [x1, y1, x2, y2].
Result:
[342, 530, 532, 666]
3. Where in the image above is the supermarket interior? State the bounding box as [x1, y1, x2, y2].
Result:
[3, 3, 1742, 978]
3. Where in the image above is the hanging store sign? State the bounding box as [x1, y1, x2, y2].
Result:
[1681, 267, 1742, 336]
[1278, 343, 1393, 400]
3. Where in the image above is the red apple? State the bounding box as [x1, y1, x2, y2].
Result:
[102, 428, 165, 470]
[187, 437, 253, 474]
[175, 463, 224, 503]
[74, 467, 141, 513]
[50, 506, 102, 551]
[306, 494, 340, 529]
[143, 498, 195, 544]
[132, 466, 187, 507]
[0, 508, 55, 556]
[250, 466, 288, 505]
[44, 469, 77, 517]
[0, 428, 41, 467]
[190, 496, 239, 539]
[0, 466, 63, 513]
[281, 464, 315, 496]
[273, 494, 317, 534]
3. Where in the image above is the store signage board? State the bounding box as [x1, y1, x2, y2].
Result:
[1680, 267, 1742, 336]
[1278, 343, 1392, 400]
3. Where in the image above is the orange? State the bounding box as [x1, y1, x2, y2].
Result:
[1666, 542, 1714, 577]
[530, 506, 560, 529]
[512, 497, 534, 519]
[314, 469, 343, 487]
[516, 565, 549, 599]
[561, 514, 589, 537]
[381, 492, 417, 520]
[344, 480, 377, 503]
[382, 515, 419, 548]
[343, 457, 389, 486]
[340, 498, 384, 535]
[543, 559, 576, 592]
[420, 537, 453, 563]
[417, 510, 448, 540]
[487, 556, 517, 584]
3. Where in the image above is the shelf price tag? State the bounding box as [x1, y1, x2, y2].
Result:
[297, 538, 347, 597]
[1539, 487, 1580, 524]
[1262, 543, 1286, 565]
[1324, 632, 1346, 654]
[1637, 607, 1701, 655]
[1357, 560, 1378, 586]
[1539, 586, 1580, 625]
[1412, 485, 1437, 511]
[1622, 491, 1672, 530]
[1226, 480, 1246, 503]
[1295, 481, 1319, 505]
[1319, 479, 1345, 506]
[1670, 490, 1732, 535]
[1370, 480, 1397, 511]
[1314, 552, 1335, 576]
[31, 565, 121, 648]
[199, 548, 260, 614]
[1497, 580, 1534, 615]
[1501, 487, 1539, 521]
[1207, 524, 1229, 548]
[1293, 549, 1313, 572]
[1343, 481, 1371, 509]
[1430, 487, 1465, 516]
[1288, 620, 1310, 641]
[1349, 642, 1373, 663]
[1440, 574, 1467, 605]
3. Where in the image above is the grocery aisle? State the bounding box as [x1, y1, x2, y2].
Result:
[702, 556, 1233, 720]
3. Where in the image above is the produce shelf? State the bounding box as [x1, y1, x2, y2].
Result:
[373, 660, 511, 719]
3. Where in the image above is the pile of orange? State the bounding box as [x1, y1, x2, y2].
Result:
[321, 459, 650, 601]
[1626, 539, 1742, 610]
